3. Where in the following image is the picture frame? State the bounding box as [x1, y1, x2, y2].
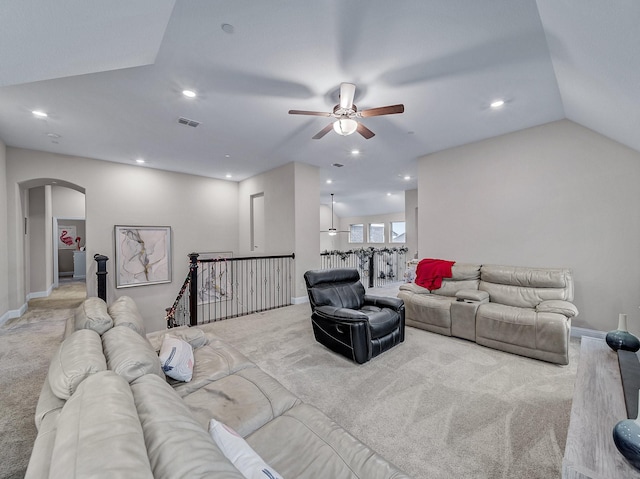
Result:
[196, 252, 234, 305]
[58, 225, 77, 249]
[114, 225, 171, 288]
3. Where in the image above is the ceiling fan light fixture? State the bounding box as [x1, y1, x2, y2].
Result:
[333, 118, 358, 136]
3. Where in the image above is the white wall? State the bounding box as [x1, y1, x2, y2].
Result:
[6, 148, 239, 332]
[405, 189, 418, 259]
[0, 139, 8, 322]
[320, 203, 340, 252]
[52, 185, 85, 218]
[28, 186, 54, 296]
[293, 162, 320, 298]
[238, 163, 295, 256]
[417, 119, 640, 335]
[238, 162, 320, 299]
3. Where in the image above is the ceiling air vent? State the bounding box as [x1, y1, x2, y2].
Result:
[177, 117, 200, 128]
[332, 163, 344, 168]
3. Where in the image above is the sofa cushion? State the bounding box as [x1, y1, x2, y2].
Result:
[479, 281, 571, 309]
[74, 297, 113, 335]
[131, 374, 245, 479]
[108, 295, 146, 336]
[476, 303, 571, 354]
[479, 264, 574, 308]
[247, 403, 411, 479]
[171, 339, 257, 397]
[48, 329, 107, 400]
[183, 367, 301, 437]
[102, 325, 164, 383]
[398, 290, 456, 336]
[360, 305, 400, 339]
[49, 371, 153, 479]
[147, 327, 210, 353]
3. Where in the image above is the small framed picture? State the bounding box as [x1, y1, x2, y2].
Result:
[114, 225, 171, 288]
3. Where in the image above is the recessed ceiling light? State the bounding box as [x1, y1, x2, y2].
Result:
[404, 175, 411, 180]
[351, 149, 360, 155]
[136, 159, 145, 164]
[326, 179, 332, 184]
[490, 99, 505, 109]
[225, 154, 231, 158]
[225, 174, 232, 178]
[32, 110, 47, 118]
[47, 133, 61, 138]
[387, 192, 392, 196]
[182, 90, 196, 98]
[221, 23, 235, 34]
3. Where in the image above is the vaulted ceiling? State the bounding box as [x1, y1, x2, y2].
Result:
[1, 1, 638, 217]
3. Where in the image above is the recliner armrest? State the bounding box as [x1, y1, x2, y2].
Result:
[314, 305, 368, 322]
[364, 295, 404, 311]
[536, 300, 579, 318]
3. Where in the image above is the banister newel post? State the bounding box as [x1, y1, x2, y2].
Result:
[93, 254, 109, 302]
[188, 253, 199, 326]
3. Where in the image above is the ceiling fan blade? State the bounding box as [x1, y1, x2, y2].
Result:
[339, 83, 356, 110]
[289, 109, 332, 117]
[357, 122, 375, 139]
[312, 123, 335, 139]
[360, 104, 405, 117]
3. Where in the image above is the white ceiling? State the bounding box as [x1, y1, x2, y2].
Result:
[0, 0, 638, 217]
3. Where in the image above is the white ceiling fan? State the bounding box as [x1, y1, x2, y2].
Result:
[289, 82, 404, 139]
[321, 194, 350, 235]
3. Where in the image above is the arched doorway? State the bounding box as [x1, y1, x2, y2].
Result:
[20, 178, 86, 300]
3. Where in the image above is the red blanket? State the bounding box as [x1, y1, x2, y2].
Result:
[415, 258, 455, 291]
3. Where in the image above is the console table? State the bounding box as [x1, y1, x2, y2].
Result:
[562, 336, 640, 478]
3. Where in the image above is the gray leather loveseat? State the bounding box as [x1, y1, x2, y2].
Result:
[398, 263, 578, 364]
[26, 296, 411, 478]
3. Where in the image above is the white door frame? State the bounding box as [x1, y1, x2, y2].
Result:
[52, 216, 85, 289]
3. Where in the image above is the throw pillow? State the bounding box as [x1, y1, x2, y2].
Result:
[208, 419, 283, 479]
[159, 336, 194, 382]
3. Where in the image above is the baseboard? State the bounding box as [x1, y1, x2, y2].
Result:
[0, 303, 28, 327]
[291, 296, 309, 305]
[27, 284, 53, 301]
[571, 326, 606, 339]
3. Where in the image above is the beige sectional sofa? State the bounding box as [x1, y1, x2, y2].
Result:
[26, 296, 411, 478]
[398, 263, 578, 365]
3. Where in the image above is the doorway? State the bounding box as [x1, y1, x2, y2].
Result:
[53, 217, 86, 287]
[251, 193, 265, 252]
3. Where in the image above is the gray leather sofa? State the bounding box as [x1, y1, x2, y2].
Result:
[398, 263, 578, 365]
[26, 296, 411, 478]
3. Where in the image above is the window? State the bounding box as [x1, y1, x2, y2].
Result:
[349, 224, 364, 243]
[390, 221, 406, 243]
[369, 223, 385, 243]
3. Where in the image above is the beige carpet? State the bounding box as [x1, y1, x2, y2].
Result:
[199, 304, 579, 479]
[0, 281, 86, 479]
[2, 282, 578, 479]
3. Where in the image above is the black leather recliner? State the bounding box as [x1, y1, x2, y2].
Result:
[304, 268, 405, 364]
